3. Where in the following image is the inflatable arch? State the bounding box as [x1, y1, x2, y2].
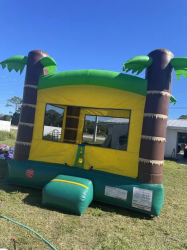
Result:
[0, 49, 185, 216]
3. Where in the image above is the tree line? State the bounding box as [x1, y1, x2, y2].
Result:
[0, 96, 22, 125]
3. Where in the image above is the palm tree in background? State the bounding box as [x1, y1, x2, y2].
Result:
[0, 51, 57, 160]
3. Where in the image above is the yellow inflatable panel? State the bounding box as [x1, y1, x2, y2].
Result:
[29, 84, 146, 178]
[38, 85, 145, 110]
[29, 140, 78, 166]
[79, 108, 130, 118]
[128, 109, 144, 154]
[84, 146, 139, 178]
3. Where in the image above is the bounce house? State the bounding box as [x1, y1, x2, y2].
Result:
[0, 48, 186, 216]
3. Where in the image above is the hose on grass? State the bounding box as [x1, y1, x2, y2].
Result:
[0, 214, 57, 250]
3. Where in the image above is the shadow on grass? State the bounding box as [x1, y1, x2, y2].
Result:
[23, 193, 153, 220]
[0, 159, 153, 220]
[164, 157, 177, 162]
[90, 201, 153, 220]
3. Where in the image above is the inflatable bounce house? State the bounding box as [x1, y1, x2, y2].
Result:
[1, 48, 186, 216]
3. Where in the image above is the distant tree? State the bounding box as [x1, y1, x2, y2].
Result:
[0, 115, 12, 121]
[87, 127, 94, 135]
[11, 112, 20, 125]
[44, 109, 63, 127]
[179, 115, 187, 119]
[6, 96, 22, 113]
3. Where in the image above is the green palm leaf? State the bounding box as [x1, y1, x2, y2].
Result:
[123, 56, 153, 75]
[40, 57, 58, 74]
[0, 56, 28, 74]
[170, 57, 187, 80]
[170, 95, 177, 105]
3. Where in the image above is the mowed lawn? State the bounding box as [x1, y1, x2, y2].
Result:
[0, 158, 187, 249]
[0, 140, 15, 147]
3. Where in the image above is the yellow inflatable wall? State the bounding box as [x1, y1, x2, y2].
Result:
[29, 83, 146, 178]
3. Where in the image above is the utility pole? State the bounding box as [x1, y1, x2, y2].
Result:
[93, 116, 98, 142]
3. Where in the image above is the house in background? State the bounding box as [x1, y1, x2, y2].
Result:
[165, 119, 187, 158]
[0, 120, 11, 132]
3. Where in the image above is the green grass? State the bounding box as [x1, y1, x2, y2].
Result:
[0, 130, 16, 141]
[82, 137, 105, 146]
[0, 130, 16, 147]
[0, 140, 15, 147]
[0, 160, 187, 250]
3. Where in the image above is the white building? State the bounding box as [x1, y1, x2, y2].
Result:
[0, 120, 11, 132]
[165, 119, 187, 158]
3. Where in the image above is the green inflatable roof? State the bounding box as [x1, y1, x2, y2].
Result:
[38, 69, 177, 103]
[38, 69, 148, 96]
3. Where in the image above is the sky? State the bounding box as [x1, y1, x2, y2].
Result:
[0, 0, 187, 118]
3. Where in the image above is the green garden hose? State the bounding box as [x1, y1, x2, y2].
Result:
[0, 214, 57, 250]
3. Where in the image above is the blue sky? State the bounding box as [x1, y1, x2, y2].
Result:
[0, 0, 187, 118]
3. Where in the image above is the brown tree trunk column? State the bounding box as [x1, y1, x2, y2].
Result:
[138, 49, 174, 184]
[63, 106, 81, 144]
[14, 50, 49, 161]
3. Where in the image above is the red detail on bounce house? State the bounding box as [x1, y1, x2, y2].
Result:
[25, 169, 34, 178]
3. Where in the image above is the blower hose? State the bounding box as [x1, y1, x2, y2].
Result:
[0, 214, 57, 250]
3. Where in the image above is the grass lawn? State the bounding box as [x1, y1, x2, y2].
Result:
[0, 160, 187, 249]
[0, 129, 17, 147]
[82, 136, 106, 147]
[0, 140, 16, 147]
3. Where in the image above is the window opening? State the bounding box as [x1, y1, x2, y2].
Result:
[82, 115, 130, 151]
[43, 104, 64, 142]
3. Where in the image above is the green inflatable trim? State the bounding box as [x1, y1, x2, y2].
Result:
[38, 69, 148, 96]
[42, 174, 93, 215]
[170, 95, 177, 104]
[123, 56, 153, 75]
[74, 145, 85, 168]
[170, 57, 187, 80]
[6, 159, 164, 216]
[0, 56, 28, 74]
[39, 57, 58, 74]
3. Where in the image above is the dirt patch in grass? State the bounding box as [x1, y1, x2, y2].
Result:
[0, 160, 187, 250]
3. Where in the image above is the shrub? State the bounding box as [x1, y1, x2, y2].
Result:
[87, 127, 94, 135]
[43, 134, 60, 142]
[0, 131, 16, 141]
[0, 115, 12, 121]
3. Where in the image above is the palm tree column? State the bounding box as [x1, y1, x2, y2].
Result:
[63, 106, 81, 143]
[14, 50, 49, 161]
[138, 49, 174, 184]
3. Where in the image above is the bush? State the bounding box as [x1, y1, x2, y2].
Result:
[87, 127, 94, 135]
[0, 130, 16, 141]
[0, 115, 12, 121]
[43, 134, 60, 142]
[11, 112, 20, 125]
